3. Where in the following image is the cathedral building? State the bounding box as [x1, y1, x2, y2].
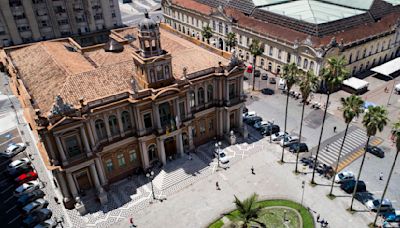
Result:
[0, 12, 245, 209]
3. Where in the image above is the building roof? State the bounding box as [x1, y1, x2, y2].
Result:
[371, 57, 400, 76]
[259, 0, 367, 24]
[7, 27, 228, 114]
[384, 0, 400, 6]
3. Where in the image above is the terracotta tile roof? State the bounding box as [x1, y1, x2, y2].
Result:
[84, 45, 135, 67]
[170, 0, 213, 14]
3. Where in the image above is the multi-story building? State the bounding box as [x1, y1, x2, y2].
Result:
[0, 12, 245, 209]
[0, 0, 122, 47]
[163, 0, 400, 78]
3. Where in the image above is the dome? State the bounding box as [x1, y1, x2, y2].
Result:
[139, 10, 157, 31]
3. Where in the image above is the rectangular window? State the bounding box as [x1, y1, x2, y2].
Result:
[269, 46, 273, 56]
[287, 53, 291, 63]
[238, 35, 242, 44]
[106, 159, 113, 173]
[143, 113, 152, 129]
[278, 49, 282, 59]
[209, 118, 214, 131]
[179, 101, 185, 120]
[129, 150, 137, 162]
[117, 154, 126, 167]
[64, 136, 81, 157]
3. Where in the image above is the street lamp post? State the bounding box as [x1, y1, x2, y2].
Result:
[301, 181, 305, 206]
[386, 75, 395, 106]
[269, 120, 275, 143]
[146, 171, 156, 200]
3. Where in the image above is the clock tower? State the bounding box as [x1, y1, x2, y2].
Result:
[132, 11, 174, 89]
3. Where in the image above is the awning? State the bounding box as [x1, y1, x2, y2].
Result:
[342, 77, 369, 90]
[371, 57, 400, 76]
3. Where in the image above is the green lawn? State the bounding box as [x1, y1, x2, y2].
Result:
[209, 199, 314, 228]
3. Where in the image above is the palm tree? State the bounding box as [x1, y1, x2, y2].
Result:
[311, 56, 348, 184]
[201, 25, 213, 44]
[249, 39, 263, 91]
[373, 121, 400, 226]
[231, 193, 263, 228]
[350, 106, 388, 210]
[295, 70, 319, 173]
[329, 95, 364, 196]
[225, 32, 237, 52]
[280, 63, 300, 163]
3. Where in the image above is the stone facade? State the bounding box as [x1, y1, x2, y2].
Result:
[0, 0, 122, 47]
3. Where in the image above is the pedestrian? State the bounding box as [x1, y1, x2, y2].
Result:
[316, 214, 320, 222]
[129, 218, 137, 228]
[379, 172, 383, 180]
[333, 126, 337, 133]
[324, 221, 328, 227]
[251, 166, 255, 175]
[216, 181, 220, 190]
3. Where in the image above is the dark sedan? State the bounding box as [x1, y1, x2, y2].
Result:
[17, 189, 45, 208]
[289, 143, 309, 153]
[260, 125, 280, 136]
[22, 208, 52, 227]
[245, 116, 263, 126]
[366, 145, 384, 158]
[261, 88, 274, 95]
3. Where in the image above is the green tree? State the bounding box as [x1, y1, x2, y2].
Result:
[249, 39, 263, 91]
[231, 193, 263, 228]
[225, 32, 237, 51]
[373, 121, 400, 226]
[280, 63, 300, 163]
[350, 106, 388, 210]
[329, 95, 364, 196]
[295, 70, 319, 173]
[201, 25, 213, 44]
[311, 56, 348, 184]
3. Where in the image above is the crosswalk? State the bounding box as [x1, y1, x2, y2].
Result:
[316, 127, 383, 170]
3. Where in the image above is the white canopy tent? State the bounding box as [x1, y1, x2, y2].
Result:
[371, 57, 400, 76]
[342, 77, 369, 90]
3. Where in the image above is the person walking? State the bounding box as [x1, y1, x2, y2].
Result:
[333, 126, 337, 133]
[251, 166, 255, 175]
[216, 181, 220, 190]
[379, 172, 383, 180]
[316, 214, 320, 222]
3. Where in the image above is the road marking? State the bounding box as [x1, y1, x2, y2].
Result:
[0, 185, 13, 194]
[4, 195, 14, 203]
[6, 205, 16, 214]
[8, 214, 20, 224]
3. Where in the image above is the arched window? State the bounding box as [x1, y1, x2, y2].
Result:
[372, 59, 375, 66]
[303, 59, 308, 69]
[348, 53, 352, 64]
[369, 46, 372, 55]
[277, 65, 281, 75]
[366, 61, 370, 69]
[309, 61, 315, 71]
[245, 52, 249, 61]
[121, 111, 131, 131]
[189, 91, 195, 108]
[363, 49, 366, 58]
[108, 115, 119, 136]
[260, 58, 265, 67]
[148, 144, 157, 162]
[352, 66, 356, 75]
[388, 39, 391, 49]
[376, 43, 380, 53]
[297, 56, 301, 66]
[207, 84, 213, 102]
[359, 64, 364, 72]
[198, 87, 205, 105]
[268, 62, 272, 71]
[159, 102, 172, 128]
[381, 41, 385, 51]
[384, 54, 387, 61]
[378, 56, 382, 63]
[95, 119, 107, 140]
[355, 50, 359, 61]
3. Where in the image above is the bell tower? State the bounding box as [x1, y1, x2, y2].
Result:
[132, 11, 174, 89]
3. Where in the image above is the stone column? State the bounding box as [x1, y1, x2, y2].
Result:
[239, 106, 244, 129]
[204, 84, 209, 104]
[134, 107, 143, 134]
[225, 80, 230, 104]
[218, 109, 224, 137]
[86, 121, 95, 149]
[80, 126, 92, 156]
[103, 113, 112, 141]
[95, 157, 108, 185]
[56, 171, 71, 204]
[186, 91, 191, 118]
[140, 141, 150, 169]
[226, 110, 230, 134]
[44, 135, 58, 165]
[66, 172, 78, 198]
[90, 119, 99, 142]
[55, 136, 68, 165]
[174, 99, 181, 127]
[176, 133, 184, 156]
[194, 87, 199, 107]
[239, 77, 244, 97]
[153, 104, 162, 131]
[157, 138, 166, 165]
[128, 107, 135, 132]
[90, 163, 108, 204]
[116, 109, 125, 137]
[188, 125, 195, 150]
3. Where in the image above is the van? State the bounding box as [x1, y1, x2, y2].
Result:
[278, 78, 286, 90]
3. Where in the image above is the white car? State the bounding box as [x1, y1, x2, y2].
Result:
[243, 111, 256, 120]
[366, 199, 393, 212]
[271, 132, 289, 143]
[335, 171, 355, 183]
[254, 121, 272, 130]
[7, 158, 31, 171]
[1, 143, 27, 158]
[395, 83, 400, 94]
[22, 198, 49, 215]
[279, 136, 299, 147]
[14, 180, 40, 197]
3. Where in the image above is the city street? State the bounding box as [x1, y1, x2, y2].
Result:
[119, 0, 163, 26]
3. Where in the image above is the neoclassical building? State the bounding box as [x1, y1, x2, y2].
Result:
[162, 0, 400, 77]
[0, 13, 244, 209]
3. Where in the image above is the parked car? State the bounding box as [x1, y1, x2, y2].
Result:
[395, 83, 400, 94]
[279, 136, 299, 147]
[22, 198, 49, 215]
[261, 88, 274, 95]
[254, 121, 272, 130]
[15, 171, 38, 185]
[289, 143, 309, 153]
[243, 107, 248, 114]
[17, 190, 45, 208]
[22, 208, 52, 227]
[8, 158, 31, 172]
[366, 199, 393, 212]
[261, 74, 268, 80]
[354, 192, 375, 204]
[214, 150, 229, 164]
[271, 131, 289, 143]
[243, 111, 256, 120]
[260, 125, 280, 136]
[335, 171, 355, 183]
[1, 143, 27, 158]
[340, 180, 366, 194]
[33, 219, 58, 228]
[254, 69, 261, 77]
[8, 164, 33, 177]
[278, 78, 286, 90]
[366, 145, 385, 158]
[14, 180, 41, 196]
[245, 116, 263, 126]
[384, 210, 400, 222]
[269, 77, 277, 84]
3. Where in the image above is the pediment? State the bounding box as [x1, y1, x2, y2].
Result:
[152, 87, 180, 100]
